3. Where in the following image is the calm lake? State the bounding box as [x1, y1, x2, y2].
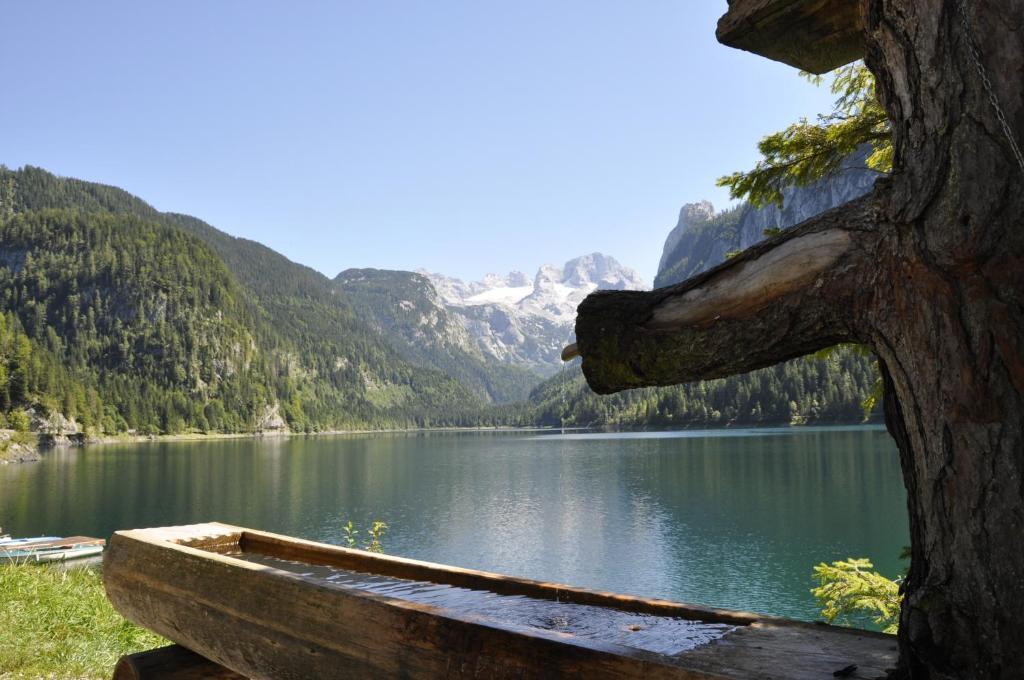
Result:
[0, 426, 907, 622]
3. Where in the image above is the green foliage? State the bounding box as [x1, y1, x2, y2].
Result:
[811, 558, 902, 634]
[0, 309, 98, 431]
[0, 563, 166, 678]
[366, 521, 389, 554]
[341, 520, 388, 553]
[860, 373, 884, 420]
[717, 63, 891, 208]
[7, 409, 30, 433]
[342, 520, 360, 548]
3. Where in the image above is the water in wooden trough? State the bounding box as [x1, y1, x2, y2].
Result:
[219, 549, 735, 655]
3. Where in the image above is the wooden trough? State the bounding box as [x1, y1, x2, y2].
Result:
[104, 523, 896, 679]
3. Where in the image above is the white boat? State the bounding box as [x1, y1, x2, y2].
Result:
[0, 535, 105, 563]
[0, 535, 61, 546]
[27, 544, 105, 562]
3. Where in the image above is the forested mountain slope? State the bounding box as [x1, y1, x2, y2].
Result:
[333, 268, 539, 404]
[0, 165, 493, 434]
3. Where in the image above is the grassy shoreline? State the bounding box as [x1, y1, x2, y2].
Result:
[0, 562, 164, 679]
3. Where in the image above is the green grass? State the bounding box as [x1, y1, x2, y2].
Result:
[0, 563, 165, 679]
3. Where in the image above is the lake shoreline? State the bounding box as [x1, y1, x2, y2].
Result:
[0, 425, 571, 464]
[2, 418, 885, 464]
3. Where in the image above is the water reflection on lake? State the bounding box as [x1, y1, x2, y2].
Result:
[0, 425, 907, 621]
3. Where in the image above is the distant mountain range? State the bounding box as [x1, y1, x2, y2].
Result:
[420, 254, 646, 374]
[332, 268, 539, 404]
[0, 159, 882, 439]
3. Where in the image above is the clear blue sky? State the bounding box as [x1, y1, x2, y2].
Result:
[1, 2, 835, 284]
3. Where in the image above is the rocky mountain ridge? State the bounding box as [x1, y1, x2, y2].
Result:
[655, 149, 879, 288]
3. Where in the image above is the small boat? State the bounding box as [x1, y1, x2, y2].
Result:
[0, 535, 61, 546]
[0, 536, 105, 563]
[2, 544, 105, 563]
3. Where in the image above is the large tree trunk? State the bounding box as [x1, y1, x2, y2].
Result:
[864, 1, 1024, 677]
[571, 1, 1024, 677]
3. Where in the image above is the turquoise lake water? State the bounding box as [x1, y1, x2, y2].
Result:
[0, 425, 908, 621]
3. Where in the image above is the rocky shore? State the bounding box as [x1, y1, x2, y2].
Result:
[0, 430, 41, 464]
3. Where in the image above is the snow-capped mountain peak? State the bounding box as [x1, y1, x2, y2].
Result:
[418, 254, 646, 372]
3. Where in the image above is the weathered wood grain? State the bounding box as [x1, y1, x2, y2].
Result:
[103, 523, 897, 680]
[716, 0, 864, 74]
[649, 229, 851, 329]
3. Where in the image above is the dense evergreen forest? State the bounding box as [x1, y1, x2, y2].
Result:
[530, 349, 880, 429]
[0, 165, 880, 438]
[0, 166, 502, 434]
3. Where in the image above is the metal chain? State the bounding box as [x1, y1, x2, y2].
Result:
[956, 0, 1024, 174]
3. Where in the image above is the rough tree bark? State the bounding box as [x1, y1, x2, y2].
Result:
[571, 1, 1024, 678]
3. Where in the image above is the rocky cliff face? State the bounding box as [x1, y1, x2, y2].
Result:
[657, 201, 717, 274]
[656, 151, 879, 288]
[422, 253, 646, 374]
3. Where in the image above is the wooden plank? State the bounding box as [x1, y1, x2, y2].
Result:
[679, 622, 898, 679]
[716, 0, 864, 74]
[103, 523, 898, 680]
[113, 644, 246, 680]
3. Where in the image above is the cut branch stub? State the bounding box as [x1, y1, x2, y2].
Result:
[574, 196, 878, 394]
[717, 0, 865, 74]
